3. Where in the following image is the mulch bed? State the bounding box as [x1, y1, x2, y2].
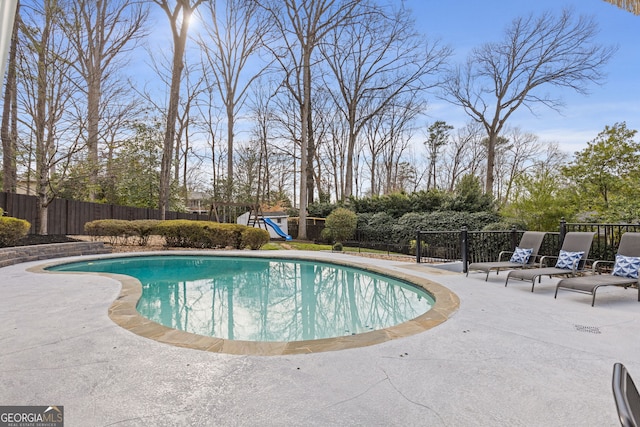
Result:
[12, 234, 82, 247]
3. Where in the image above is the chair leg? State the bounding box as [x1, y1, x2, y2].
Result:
[554, 286, 559, 299]
[530, 279, 536, 292]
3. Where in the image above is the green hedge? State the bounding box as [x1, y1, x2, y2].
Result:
[84, 219, 270, 249]
[0, 216, 31, 247]
[154, 220, 247, 249]
[241, 227, 270, 250]
[322, 207, 357, 243]
[390, 211, 500, 243]
[84, 219, 161, 245]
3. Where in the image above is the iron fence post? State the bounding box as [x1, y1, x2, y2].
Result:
[560, 217, 567, 246]
[416, 229, 422, 263]
[511, 226, 518, 251]
[460, 227, 468, 273]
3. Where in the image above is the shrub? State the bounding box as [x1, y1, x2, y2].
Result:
[390, 211, 502, 244]
[242, 227, 270, 250]
[211, 223, 245, 249]
[357, 211, 394, 242]
[130, 220, 161, 245]
[324, 207, 357, 243]
[0, 216, 31, 247]
[332, 242, 343, 252]
[86, 219, 272, 250]
[307, 202, 339, 218]
[155, 220, 247, 249]
[155, 220, 212, 248]
[84, 219, 135, 245]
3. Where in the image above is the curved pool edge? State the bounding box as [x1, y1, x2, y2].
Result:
[28, 251, 460, 356]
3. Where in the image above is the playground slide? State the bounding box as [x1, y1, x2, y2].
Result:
[263, 217, 292, 241]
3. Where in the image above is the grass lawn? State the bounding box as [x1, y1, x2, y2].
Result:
[264, 241, 407, 256]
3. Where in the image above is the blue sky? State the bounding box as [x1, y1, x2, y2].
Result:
[404, 0, 640, 154]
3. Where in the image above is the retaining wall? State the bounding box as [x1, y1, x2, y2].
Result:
[0, 242, 112, 268]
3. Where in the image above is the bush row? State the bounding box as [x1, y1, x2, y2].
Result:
[84, 219, 270, 250]
[356, 210, 501, 244]
[0, 208, 31, 247]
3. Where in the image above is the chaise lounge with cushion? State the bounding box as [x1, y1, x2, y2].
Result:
[504, 231, 595, 292]
[554, 232, 640, 306]
[466, 231, 546, 281]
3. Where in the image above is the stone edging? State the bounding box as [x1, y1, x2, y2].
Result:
[32, 251, 460, 356]
[0, 242, 112, 268]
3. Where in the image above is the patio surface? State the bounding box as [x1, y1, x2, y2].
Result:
[1, 250, 638, 426]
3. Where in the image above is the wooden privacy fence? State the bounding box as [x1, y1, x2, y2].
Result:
[0, 192, 210, 235]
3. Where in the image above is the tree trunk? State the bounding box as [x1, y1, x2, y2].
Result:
[370, 155, 376, 196]
[343, 101, 357, 198]
[344, 130, 356, 199]
[38, 199, 48, 236]
[34, 4, 50, 234]
[86, 70, 101, 200]
[159, 24, 188, 218]
[485, 131, 497, 197]
[226, 100, 234, 201]
[297, 48, 310, 240]
[306, 107, 315, 205]
[1, 5, 18, 193]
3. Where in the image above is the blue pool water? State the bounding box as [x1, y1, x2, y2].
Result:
[49, 255, 434, 342]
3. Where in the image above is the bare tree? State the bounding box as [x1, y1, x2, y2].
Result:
[379, 100, 419, 194]
[193, 80, 225, 201]
[18, 0, 81, 233]
[270, 85, 302, 207]
[152, 0, 205, 219]
[174, 63, 205, 204]
[259, 0, 361, 239]
[424, 120, 452, 190]
[442, 8, 616, 197]
[63, 0, 148, 200]
[492, 128, 545, 205]
[320, 2, 449, 199]
[439, 122, 485, 192]
[198, 0, 271, 202]
[1, 0, 19, 193]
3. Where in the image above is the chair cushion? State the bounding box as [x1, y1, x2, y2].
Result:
[555, 250, 584, 269]
[612, 254, 640, 279]
[509, 247, 533, 264]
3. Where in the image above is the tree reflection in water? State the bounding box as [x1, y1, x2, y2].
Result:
[54, 255, 434, 342]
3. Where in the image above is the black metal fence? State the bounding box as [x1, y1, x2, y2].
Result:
[416, 220, 640, 272]
[565, 222, 640, 261]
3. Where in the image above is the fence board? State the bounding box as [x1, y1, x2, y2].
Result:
[0, 192, 212, 234]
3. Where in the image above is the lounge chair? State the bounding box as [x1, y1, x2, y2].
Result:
[612, 363, 640, 427]
[554, 232, 640, 306]
[504, 231, 595, 292]
[466, 231, 546, 281]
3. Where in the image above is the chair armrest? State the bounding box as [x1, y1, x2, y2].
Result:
[498, 251, 514, 262]
[592, 260, 615, 274]
[539, 255, 558, 267]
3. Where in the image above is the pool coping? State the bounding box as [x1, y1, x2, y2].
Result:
[29, 251, 460, 356]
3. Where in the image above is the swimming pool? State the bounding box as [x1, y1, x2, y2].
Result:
[43, 253, 459, 355]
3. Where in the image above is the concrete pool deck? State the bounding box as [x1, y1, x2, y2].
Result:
[1, 250, 638, 426]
